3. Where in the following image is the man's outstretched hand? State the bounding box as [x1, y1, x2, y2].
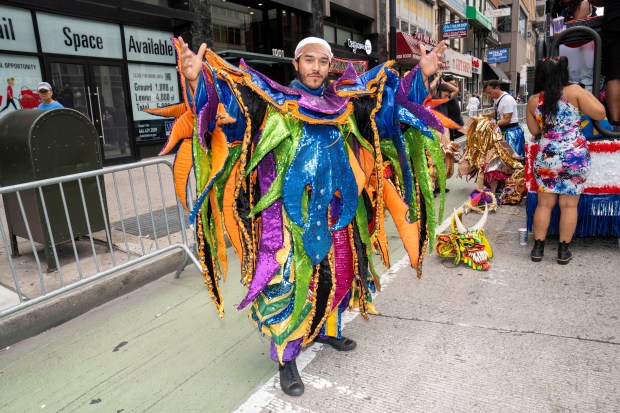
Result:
[418, 40, 448, 79]
[177, 36, 207, 92]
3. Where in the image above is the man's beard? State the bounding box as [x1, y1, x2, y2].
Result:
[296, 70, 327, 90]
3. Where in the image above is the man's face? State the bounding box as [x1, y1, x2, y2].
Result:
[292, 52, 330, 90]
[441, 90, 451, 100]
[38, 89, 52, 104]
[484, 86, 501, 100]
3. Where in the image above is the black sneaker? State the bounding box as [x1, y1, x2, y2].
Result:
[279, 359, 304, 397]
[314, 336, 357, 351]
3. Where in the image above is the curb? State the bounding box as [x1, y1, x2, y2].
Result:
[0, 249, 194, 349]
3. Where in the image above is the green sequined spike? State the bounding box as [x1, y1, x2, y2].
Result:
[424, 130, 446, 224]
[404, 128, 436, 239]
[380, 140, 405, 196]
[289, 192, 313, 326]
[249, 113, 303, 217]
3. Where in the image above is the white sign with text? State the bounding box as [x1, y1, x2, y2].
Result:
[128, 63, 179, 121]
[0, 5, 37, 53]
[124, 26, 175, 64]
[37, 13, 122, 58]
[485, 8, 511, 18]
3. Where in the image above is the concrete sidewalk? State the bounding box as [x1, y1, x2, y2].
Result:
[1, 172, 618, 412]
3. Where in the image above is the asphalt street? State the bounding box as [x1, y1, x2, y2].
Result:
[1, 172, 618, 412]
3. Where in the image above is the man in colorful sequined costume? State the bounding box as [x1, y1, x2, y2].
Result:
[147, 36, 452, 397]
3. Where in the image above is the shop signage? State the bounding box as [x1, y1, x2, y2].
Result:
[37, 13, 122, 59]
[487, 47, 509, 63]
[442, 22, 469, 39]
[124, 27, 175, 64]
[465, 6, 493, 32]
[0, 54, 42, 119]
[128, 63, 179, 142]
[471, 56, 482, 74]
[439, 0, 467, 19]
[330, 57, 368, 74]
[442, 48, 472, 77]
[396, 31, 439, 61]
[346, 39, 372, 55]
[0, 6, 37, 53]
[485, 8, 511, 18]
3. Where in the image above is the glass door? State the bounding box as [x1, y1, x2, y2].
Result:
[49, 62, 91, 120]
[90, 63, 132, 160]
[48, 58, 134, 163]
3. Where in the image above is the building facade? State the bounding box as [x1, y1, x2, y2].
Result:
[0, 1, 391, 165]
[0, 0, 195, 163]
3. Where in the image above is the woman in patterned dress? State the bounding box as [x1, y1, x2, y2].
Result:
[525, 57, 605, 264]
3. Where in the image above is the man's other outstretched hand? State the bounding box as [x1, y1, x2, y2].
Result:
[418, 40, 448, 80]
[177, 36, 207, 92]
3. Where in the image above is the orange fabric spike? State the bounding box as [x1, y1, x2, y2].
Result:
[143, 102, 186, 118]
[382, 177, 420, 268]
[367, 173, 390, 268]
[422, 95, 449, 108]
[222, 160, 242, 258]
[209, 189, 228, 281]
[358, 146, 375, 186]
[173, 138, 193, 212]
[431, 109, 462, 129]
[160, 110, 194, 155]
[347, 146, 366, 196]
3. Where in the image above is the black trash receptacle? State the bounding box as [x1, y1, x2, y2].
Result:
[0, 108, 108, 272]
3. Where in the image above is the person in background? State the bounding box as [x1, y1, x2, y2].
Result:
[589, 0, 620, 132]
[36, 82, 64, 110]
[483, 80, 525, 158]
[466, 92, 480, 117]
[435, 74, 464, 141]
[525, 56, 605, 264]
[552, 0, 597, 20]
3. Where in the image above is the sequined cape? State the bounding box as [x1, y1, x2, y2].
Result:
[146, 39, 453, 362]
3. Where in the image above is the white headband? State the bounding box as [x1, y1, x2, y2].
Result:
[294, 37, 333, 61]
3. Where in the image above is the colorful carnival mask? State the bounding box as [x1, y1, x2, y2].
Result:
[435, 205, 493, 270]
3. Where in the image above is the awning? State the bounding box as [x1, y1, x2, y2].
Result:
[396, 31, 439, 62]
[483, 62, 510, 83]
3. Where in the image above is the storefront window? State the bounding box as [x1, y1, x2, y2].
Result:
[497, 8, 512, 33]
[324, 26, 336, 43]
[211, 3, 257, 51]
[0, 54, 42, 119]
[519, 8, 527, 39]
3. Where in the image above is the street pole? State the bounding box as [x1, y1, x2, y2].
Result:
[389, 0, 396, 60]
[189, 0, 213, 50]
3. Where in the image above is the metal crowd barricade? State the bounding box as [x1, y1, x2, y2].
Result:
[0, 158, 201, 318]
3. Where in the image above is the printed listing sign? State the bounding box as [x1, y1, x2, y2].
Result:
[0, 54, 42, 119]
[0, 5, 37, 53]
[487, 47, 509, 64]
[442, 22, 469, 40]
[128, 63, 179, 142]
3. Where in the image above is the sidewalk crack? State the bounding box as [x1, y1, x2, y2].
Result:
[373, 313, 620, 346]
